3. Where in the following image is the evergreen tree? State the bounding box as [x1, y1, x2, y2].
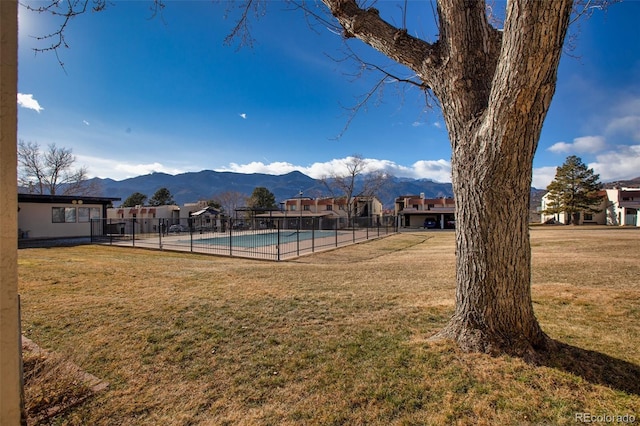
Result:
[122, 192, 147, 208]
[544, 156, 604, 225]
[248, 187, 277, 212]
[149, 187, 176, 206]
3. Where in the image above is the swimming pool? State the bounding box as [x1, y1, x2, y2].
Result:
[183, 230, 341, 248]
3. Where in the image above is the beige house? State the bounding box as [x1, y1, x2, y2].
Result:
[18, 194, 120, 240]
[107, 201, 222, 234]
[540, 187, 640, 226]
[107, 204, 180, 234]
[395, 194, 456, 229]
[605, 187, 640, 226]
[284, 196, 383, 220]
[539, 191, 607, 225]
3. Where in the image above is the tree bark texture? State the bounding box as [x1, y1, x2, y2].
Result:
[323, 0, 573, 357]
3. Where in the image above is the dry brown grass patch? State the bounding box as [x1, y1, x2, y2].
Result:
[18, 227, 640, 424]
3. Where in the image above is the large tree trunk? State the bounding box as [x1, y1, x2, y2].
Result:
[432, 0, 572, 357]
[325, 0, 573, 357]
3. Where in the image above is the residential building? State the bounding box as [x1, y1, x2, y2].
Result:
[539, 187, 640, 226]
[107, 204, 180, 234]
[395, 194, 455, 229]
[284, 196, 382, 220]
[181, 201, 221, 232]
[18, 194, 120, 240]
[605, 187, 640, 226]
[539, 191, 607, 225]
[254, 195, 384, 229]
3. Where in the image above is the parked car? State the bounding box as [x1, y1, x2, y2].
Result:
[169, 224, 189, 233]
[423, 220, 437, 229]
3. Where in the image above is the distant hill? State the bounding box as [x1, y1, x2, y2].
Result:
[86, 170, 454, 208]
[603, 176, 640, 189]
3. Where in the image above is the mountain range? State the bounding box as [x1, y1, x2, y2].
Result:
[86, 170, 640, 211]
[87, 170, 454, 209]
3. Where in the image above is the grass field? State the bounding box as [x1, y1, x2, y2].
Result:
[18, 227, 640, 425]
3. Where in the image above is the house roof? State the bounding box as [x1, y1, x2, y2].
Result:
[190, 207, 220, 216]
[18, 194, 120, 204]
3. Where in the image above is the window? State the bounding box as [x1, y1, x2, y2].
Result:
[78, 207, 90, 222]
[584, 213, 593, 221]
[326, 205, 333, 211]
[290, 205, 296, 211]
[78, 207, 101, 223]
[52, 207, 76, 223]
[303, 205, 310, 211]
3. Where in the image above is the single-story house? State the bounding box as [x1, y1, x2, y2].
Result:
[18, 193, 120, 240]
[182, 201, 221, 232]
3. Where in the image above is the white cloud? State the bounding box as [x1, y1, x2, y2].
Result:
[17, 93, 43, 113]
[215, 156, 452, 182]
[537, 144, 640, 188]
[606, 115, 640, 142]
[239, 113, 247, 119]
[589, 145, 640, 181]
[547, 141, 571, 153]
[532, 166, 558, 190]
[83, 120, 90, 126]
[76, 155, 196, 180]
[218, 161, 297, 176]
[548, 136, 606, 154]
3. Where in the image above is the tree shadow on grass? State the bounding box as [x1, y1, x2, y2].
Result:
[539, 339, 640, 396]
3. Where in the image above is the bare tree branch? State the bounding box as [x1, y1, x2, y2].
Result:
[20, 0, 165, 68]
[222, 0, 267, 49]
[17, 141, 93, 196]
[320, 154, 391, 224]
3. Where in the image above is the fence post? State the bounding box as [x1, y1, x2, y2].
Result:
[229, 218, 233, 257]
[190, 220, 193, 253]
[277, 220, 281, 261]
[296, 217, 300, 257]
[311, 217, 316, 253]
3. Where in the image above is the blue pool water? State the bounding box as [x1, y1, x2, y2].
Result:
[182, 230, 340, 248]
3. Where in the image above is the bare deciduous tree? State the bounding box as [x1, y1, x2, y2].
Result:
[321, 154, 389, 226]
[17, 140, 96, 196]
[213, 190, 248, 217]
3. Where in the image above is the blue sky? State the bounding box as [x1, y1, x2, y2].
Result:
[17, 1, 640, 189]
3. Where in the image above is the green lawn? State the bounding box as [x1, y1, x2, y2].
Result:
[19, 227, 640, 425]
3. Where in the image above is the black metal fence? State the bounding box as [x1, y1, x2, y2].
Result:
[91, 215, 398, 261]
